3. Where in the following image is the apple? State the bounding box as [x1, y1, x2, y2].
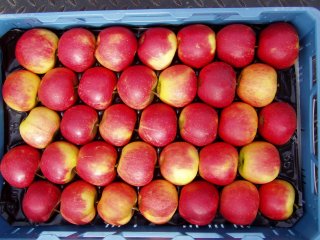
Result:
[76, 141, 117, 186]
[138, 179, 178, 224]
[218, 102, 258, 146]
[157, 65, 197, 108]
[199, 142, 238, 186]
[220, 180, 259, 225]
[99, 104, 137, 147]
[95, 26, 137, 72]
[177, 24, 215, 68]
[15, 28, 58, 74]
[179, 103, 218, 146]
[2, 70, 40, 112]
[258, 22, 299, 69]
[139, 103, 177, 147]
[58, 28, 96, 72]
[117, 141, 157, 187]
[97, 182, 137, 225]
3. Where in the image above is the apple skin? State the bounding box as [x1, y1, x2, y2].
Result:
[220, 180, 259, 225]
[58, 28, 96, 72]
[22, 181, 61, 223]
[19, 106, 60, 149]
[117, 65, 158, 110]
[99, 104, 137, 147]
[60, 105, 98, 145]
[60, 180, 97, 225]
[15, 28, 58, 74]
[259, 102, 297, 145]
[76, 141, 117, 186]
[97, 182, 137, 225]
[95, 26, 137, 72]
[117, 141, 157, 187]
[177, 24, 215, 68]
[216, 24, 256, 68]
[138, 27, 177, 70]
[259, 179, 295, 220]
[199, 142, 238, 186]
[139, 103, 177, 147]
[38, 67, 78, 111]
[179, 103, 218, 147]
[0, 145, 40, 188]
[159, 142, 199, 186]
[258, 22, 299, 69]
[157, 65, 197, 108]
[2, 70, 40, 112]
[40, 141, 79, 184]
[138, 179, 178, 224]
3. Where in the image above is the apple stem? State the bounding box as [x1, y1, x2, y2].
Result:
[115, 163, 118, 168]
[53, 209, 60, 214]
[36, 173, 46, 179]
[152, 91, 160, 98]
[113, 90, 118, 95]
[132, 207, 139, 211]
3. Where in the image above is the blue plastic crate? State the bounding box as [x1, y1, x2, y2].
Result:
[0, 7, 319, 240]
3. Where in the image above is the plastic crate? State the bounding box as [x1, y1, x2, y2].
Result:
[0, 7, 319, 240]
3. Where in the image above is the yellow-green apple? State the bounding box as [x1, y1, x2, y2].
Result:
[199, 142, 238, 186]
[95, 26, 137, 72]
[259, 179, 295, 220]
[19, 106, 60, 149]
[179, 103, 218, 146]
[15, 28, 58, 74]
[159, 142, 199, 185]
[259, 102, 297, 145]
[239, 141, 280, 184]
[258, 22, 299, 69]
[58, 28, 96, 72]
[218, 102, 258, 146]
[60, 105, 98, 145]
[40, 141, 78, 184]
[138, 27, 177, 70]
[216, 24, 256, 68]
[22, 181, 61, 223]
[76, 141, 117, 186]
[38, 67, 78, 111]
[198, 62, 236, 108]
[177, 24, 215, 68]
[78, 67, 117, 110]
[60, 180, 97, 225]
[220, 180, 259, 225]
[0, 145, 40, 188]
[97, 182, 137, 225]
[157, 65, 197, 108]
[138, 179, 178, 224]
[237, 63, 277, 108]
[99, 104, 137, 147]
[139, 103, 177, 147]
[117, 141, 157, 187]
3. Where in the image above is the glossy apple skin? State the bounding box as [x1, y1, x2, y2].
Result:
[95, 26, 137, 72]
[2, 70, 40, 112]
[22, 181, 61, 223]
[0, 145, 40, 188]
[179, 103, 218, 146]
[220, 180, 259, 225]
[199, 142, 238, 186]
[258, 22, 299, 69]
[259, 102, 297, 145]
[177, 24, 215, 68]
[15, 28, 58, 74]
[216, 24, 256, 68]
[76, 141, 117, 186]
[138, 179, 178, 224]
[139, 103, 177, 147]
[60, 105, 98, 145]
[98, 182, 137, 225]
[58, 28, 96, 72]
[38, 67, 78, 111]
[99, 104, 137, 147]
